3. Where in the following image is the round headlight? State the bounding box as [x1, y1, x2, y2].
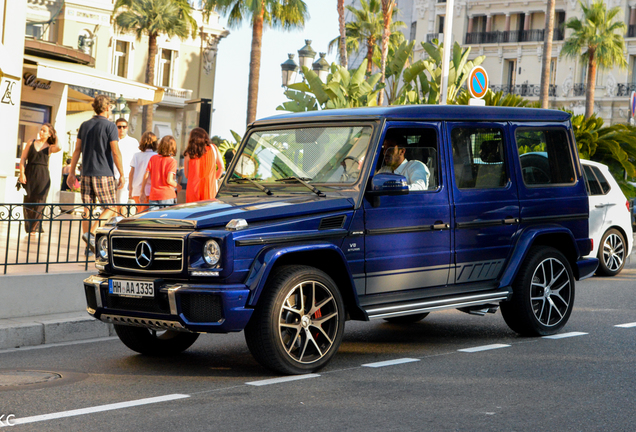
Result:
[203, 240, 221, 266]
[97, 236, 109, 260]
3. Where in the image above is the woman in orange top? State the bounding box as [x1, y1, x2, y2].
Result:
[140, 136, 178, 210]
[183, 127, 223, 203]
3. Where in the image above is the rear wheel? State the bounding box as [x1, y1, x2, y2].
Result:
[384, 313, 429, 324]
[114, 325, 199, 356]
[244, 265, 345, 375]
[500, 247, 574, 336]
[596, 228, 626, 276]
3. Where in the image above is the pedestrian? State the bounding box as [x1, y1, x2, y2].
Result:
[61, 158, 72, 191]
[183, 127, 223, 203]
[128, 131, 157, 212]
[114, 117, 139, 209]
[66, 95, 124, 253]
[140, 135, 178, 210]
[18, 123, 61, 235]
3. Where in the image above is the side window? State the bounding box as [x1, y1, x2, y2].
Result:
[582, 165, 603, 195]
[517, 128, 575, 186]
[450, 127, 507, 189]
[377, 127, 439, 190]
[592, 166, 611, 194]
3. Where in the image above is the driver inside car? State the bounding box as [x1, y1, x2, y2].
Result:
[377, 132, 429, 190]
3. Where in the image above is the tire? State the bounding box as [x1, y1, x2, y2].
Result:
[244, 265, 345, 375]
[114, 325, 199, 356]
[500, 246, 575, 336]
[383, 313, 429, 324]
[596, 228, 626, 276]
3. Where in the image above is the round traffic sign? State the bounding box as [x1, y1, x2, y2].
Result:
[467, 66, 489, 99]
[630, 91, 636, 118]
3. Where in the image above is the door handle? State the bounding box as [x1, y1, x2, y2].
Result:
[432, 222, 449, 230]
[503, 217, 519, 224]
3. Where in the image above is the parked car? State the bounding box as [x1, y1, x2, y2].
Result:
[84, 106, 597, 374]
[580, 159, 633, 276]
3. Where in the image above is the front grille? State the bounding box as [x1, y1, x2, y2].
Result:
[105, 294, 170, 314]
[180, 293, 223, 323]
[111, 236, 184, 273]
[319, 215, 346, 230]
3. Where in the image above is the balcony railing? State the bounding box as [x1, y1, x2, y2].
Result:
[162, 87, 194, 99]
[490, 83, 558, 97]
[465, 29, 564, 44]
[617, 83, 636, 96]
[573, 83, 586, 97]
[426, 33, 443, 43]
[629, 25, 636, 38]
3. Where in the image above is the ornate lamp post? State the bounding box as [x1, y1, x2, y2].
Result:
[297, 39, 317, 70]
[312, 53, 330, 82]
[281, 54, 299, 87]
[111, 94, 130, 121]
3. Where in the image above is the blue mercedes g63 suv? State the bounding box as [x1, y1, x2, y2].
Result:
[84, 105, 598, 374]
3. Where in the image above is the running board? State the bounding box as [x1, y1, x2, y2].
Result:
[365, 290, 510, 320]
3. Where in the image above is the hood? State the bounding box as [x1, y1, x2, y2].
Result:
[117, 195, 356, 230]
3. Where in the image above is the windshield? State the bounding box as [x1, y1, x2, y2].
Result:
[228, 125, 373, 184]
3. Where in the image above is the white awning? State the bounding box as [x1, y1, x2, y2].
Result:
[23, 54, 163, 104]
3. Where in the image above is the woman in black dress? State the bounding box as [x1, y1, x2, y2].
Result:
[18, 123, 60, 235]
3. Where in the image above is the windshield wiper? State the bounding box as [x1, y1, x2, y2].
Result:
[228, 177, 272, 195]
[275, 176, 325, 197]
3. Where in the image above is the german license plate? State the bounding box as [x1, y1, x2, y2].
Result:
[109, 279, 154, 298]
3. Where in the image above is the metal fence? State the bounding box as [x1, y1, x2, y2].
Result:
[0, 202, 170, 274]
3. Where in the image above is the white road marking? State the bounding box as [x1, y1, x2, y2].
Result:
[246, 374, 320, 386]
[458, 344, 510, 353]
[8, 394, 190, 426]
[542, 332, 588, 339]
[615, 322, 636, 328]
[362, 358, 420, 368]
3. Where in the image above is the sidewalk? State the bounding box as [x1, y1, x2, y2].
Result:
[0, 269, 113, 350]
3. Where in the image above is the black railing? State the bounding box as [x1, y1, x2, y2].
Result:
[629, 25, 636, 38]
[465, 28, 564, 44]
[0, 202, 171, 274]
[490, 83, 558, 97]
[617, 83, 636, 96]
[573, 83, 586, 97]
[426, 33, 441, 43]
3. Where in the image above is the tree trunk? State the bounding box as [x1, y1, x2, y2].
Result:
[378, 0, 394, 106]
[539, 0, 555, 109]
[338, 0, 347, 69]
[585, 51, 596, 119]
[246, 3, 265, 125]
[366, 36, 375, 74]
[143, 33, 158, 134]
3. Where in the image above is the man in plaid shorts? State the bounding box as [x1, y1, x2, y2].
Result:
[67, 94, 124, 253]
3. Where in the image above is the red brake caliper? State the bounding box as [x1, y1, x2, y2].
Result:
[313, 309, 322, 341]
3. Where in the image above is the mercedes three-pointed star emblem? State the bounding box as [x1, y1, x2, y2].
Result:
[135, 241, 153, 268]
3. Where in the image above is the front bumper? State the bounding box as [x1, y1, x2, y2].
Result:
[83, 275, 253, 333]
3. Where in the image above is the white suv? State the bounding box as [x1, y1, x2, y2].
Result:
[582, 159, 633, 276]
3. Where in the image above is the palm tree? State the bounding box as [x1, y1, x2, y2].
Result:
[205, 0, 308, 125]
[114, 0, 197, 132]
[560, 0, 627, 118]
[329, 0, 404, 74]
[378, 0, 395, 106]
[539, 0, 555, 109]
[337, 0, 347, 69]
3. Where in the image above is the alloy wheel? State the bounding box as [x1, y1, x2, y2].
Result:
[602, 232, 625, 272]
[530, 257, 572, 327]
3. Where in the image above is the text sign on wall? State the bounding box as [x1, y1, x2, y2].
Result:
[467, 66, 489, 99]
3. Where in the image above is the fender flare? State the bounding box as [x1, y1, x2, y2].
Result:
[499, 226, 581, 288]
[244, 243, 366, 319]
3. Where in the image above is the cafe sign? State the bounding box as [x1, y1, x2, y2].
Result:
[23, 73, 52, 91]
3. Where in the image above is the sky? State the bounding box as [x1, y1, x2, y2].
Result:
[210, 0, 339, 141]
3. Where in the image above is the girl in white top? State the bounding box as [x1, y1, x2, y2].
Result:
[128, 131, 158, 211]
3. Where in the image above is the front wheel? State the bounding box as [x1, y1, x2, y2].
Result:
[500, 247, 574, 336]
[244, 265, 345, 375]
[114, 325, 199, 356]
[596, 228, 626, 276]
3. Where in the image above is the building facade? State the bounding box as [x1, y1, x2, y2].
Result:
[346, 0, 636, 124]
[4, 0, 228, 203]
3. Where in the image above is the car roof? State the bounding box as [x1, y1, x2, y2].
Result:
[580, 159, 609, 170]
[254, 105, 572, 126]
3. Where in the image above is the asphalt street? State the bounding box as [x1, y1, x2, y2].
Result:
[1, 261, 635, 431]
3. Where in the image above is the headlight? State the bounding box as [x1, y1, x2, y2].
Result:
[97, 236, 109, 260]
[203, 240, 221, 266]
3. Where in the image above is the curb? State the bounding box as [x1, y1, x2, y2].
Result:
[0, 312, 114, 350]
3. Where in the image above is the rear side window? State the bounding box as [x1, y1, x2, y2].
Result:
[516, 128, 575, 186]
[451, 127, 507, 189]
[583, 164, 611, 195]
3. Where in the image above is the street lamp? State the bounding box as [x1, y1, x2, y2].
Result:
[281, 54, 299, 87]
[111, 94, 130, 121]
[297, 39, 317, 70]
[312, 53, 330, 82]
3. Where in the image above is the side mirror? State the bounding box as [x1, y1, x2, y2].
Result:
[366, 173, 409, 197]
